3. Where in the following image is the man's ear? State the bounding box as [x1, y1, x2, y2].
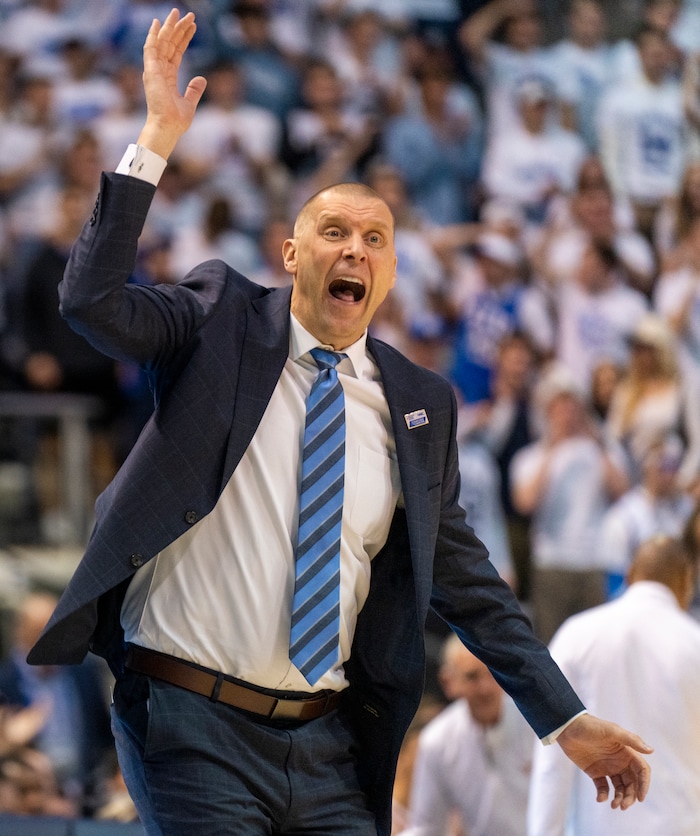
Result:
[282, 238, 297, 275]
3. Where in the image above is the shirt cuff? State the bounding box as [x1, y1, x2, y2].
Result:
[540, 709, 588, 745]
[115, 143, 167, 186]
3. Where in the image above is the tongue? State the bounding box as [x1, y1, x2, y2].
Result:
[330, 279, 363, 302]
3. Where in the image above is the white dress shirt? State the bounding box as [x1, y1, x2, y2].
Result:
[121, 312, 401, 692]
[528, 582, 700, 836]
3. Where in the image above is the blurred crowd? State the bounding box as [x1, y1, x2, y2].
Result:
[2, 0, 700, 829]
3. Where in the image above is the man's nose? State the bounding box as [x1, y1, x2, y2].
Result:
[342, 233, 367, 260]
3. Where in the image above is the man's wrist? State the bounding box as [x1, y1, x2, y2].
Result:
[115, 144, 167, 186]
[540, 709, 588, 745]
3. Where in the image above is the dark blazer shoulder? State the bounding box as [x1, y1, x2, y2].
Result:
[368, 334, 455, 393]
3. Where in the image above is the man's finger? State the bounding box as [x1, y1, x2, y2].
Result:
[593, 776, 609, 803]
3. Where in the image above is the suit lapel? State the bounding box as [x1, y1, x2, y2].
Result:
[222, 286, 292, 484]
[368, 337, 434, 585]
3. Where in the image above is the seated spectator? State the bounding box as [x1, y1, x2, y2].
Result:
[548, 0, 617, 151]
[167, 194, 261, 279]
[446, 230, 552, 405]
[654, 157, 700, 266]
[458, 433, 515, 587]
[510, 364, 629, 642]
[406, 635, 535, 836]
[0, 0, 83, 72]
[481, 76, 587, 229]
[606, 313, 700, 488]
[51, 36, 123, 132]
[0, 70, 55, 241]
[7, 127, 105, 249]
[91, 751, 139, 824]
[533, 155, 656, 296]
[653, 222, 700, 375]
[0, 592, 113, 813]
[390, 695, 446, 835]
[93, 63, 149, 169]
[248, 216, 295, 289]
[381, 51, 483, 225]
[282, 58, 379, 214]
[172, 59, 283, 237]
[601, 433, 694, 594]
[597, 23, 687, 242]
[554, 237, 649, 392]
[321, 8, 406, 119]
[142, 157, 207, 245]
[215, 0, 302, 121]
[610, 0, 685, 81]
[461, 332, 541, 601]
[589, 357, 624, 421]
[365, 160, 449, 354]
[0, 739, 77, 818]
[459, 0, 577, 139]
[1, 184, 123, 527]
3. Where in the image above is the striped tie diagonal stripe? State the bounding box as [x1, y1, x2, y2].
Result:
[290, 348, 347, 685]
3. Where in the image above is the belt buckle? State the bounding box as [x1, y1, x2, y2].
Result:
[269, 696, 308, 721]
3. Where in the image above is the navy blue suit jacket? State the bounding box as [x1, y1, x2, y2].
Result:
[28, 173, 583, 834]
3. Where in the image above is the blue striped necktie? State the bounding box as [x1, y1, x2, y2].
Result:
[290, 347, 347, 685]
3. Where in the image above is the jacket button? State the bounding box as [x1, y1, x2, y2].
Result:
[130, 553, 144, 568]
[184, 510, 199, 525]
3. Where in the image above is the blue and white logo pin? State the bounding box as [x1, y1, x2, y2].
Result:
[404, 409, 429, 429]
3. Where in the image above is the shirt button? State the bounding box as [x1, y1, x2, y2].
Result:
[130, 553, 144, 568]
[184, 510, 199, 525]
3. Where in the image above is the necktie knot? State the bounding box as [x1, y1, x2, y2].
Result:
[310, 347, 346, 372]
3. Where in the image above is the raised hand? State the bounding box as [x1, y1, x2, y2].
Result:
[556, 713, 653, 810]
[137, 8, 207, 160]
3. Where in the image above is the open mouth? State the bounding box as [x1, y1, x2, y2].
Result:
[329, 277, 366, 303]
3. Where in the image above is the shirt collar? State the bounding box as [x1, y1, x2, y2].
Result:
[290, 313, 371, 379]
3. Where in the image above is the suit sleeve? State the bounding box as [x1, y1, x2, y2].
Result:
[429, 386, 585, 738]
[58, 172, 227, 368]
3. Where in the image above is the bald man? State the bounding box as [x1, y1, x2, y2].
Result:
[28, 11, 653, 835]
[528, 535, 700, 836]
[406, 634, 534, 835]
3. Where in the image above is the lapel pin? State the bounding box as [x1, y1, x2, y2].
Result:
[404, 409, 429, 429]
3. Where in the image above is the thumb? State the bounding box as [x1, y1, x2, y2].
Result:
[615, 727, 654, 754]
[184, 75, 207, 108]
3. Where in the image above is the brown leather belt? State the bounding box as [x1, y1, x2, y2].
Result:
[125, 645, 342, 721]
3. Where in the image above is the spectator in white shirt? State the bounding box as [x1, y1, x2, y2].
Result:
[597, 23, 687, 241]
[406, 635, 534, 836]
[528, 533, 700, 836]
[481, 76, 587, 229]
[510, 363, 629, 642]
[553, 237, 648, 393]
[601, 433, 694, 593]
